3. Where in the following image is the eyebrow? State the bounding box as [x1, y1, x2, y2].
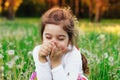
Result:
[58, 35, 66, 37]
[45, 33, 51, 36]
[45, 33, 66, 37]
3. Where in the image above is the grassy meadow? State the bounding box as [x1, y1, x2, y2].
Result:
[0, 18, 120, 80]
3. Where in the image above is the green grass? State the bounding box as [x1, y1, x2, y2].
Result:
[0, 18, 120, 80]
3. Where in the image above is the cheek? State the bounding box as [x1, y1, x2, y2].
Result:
[42, 37, 50, 44]
[59, 39, 69, 52]
[59, 43, 68, 51]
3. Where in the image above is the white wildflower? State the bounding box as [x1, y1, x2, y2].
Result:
[81, 49, 92, 56]
[0, 43, 2, 48]
[103, 52, 109, 59]
[6, 61, 14, 68]
[96, 59, 100, 64]
[9, 42, 13, 46]
[7, 50, 15, 56]
[6, 56, 18, 69]
[97, 34, 106, 42]
[24, 62, 26, 64]
[14, 55, 19, 61]
[28, 51, 33, 55]
[108, 56, 114, 66]
[0, 54, 3, 59]
[108, 56, 114, 62]
[17, 64, 23, 69]
[2, 73, 4, 76]
[1, 66, 4, 71]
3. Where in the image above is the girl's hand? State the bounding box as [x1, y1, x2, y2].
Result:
[38, 42, 52, 63]
[50, 42, 65, 68]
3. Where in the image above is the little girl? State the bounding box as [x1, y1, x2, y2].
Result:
[32, 7, 89, 80]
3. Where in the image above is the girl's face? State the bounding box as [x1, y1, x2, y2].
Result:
[43, 24, 69, 51]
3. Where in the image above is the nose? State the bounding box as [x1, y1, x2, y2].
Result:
[51, 38, 57, 44]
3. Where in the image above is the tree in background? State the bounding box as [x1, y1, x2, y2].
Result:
[1, 0, 120, 21]
[45, 0, 109, 22]
[106, 0, 120, 18]
[0, 0, 2, 14]
[81, 0, 109, 22]
[1, 0, 22, 20]
[75, 0, 79, 17]
[16, 0, 48, 17]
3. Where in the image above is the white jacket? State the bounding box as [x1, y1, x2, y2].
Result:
[32, 45, 86, 80]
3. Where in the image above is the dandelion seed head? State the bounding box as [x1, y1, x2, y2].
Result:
[97, 34, 106, 42]
[81, 48, 92, 56]
[103, 52, 109, 59]
[1, 66, 4, 71]
[17, 64, 23, 69]
[0, 43, 2, 48]
[28, 51, 33, 55]
[6, 60, 14, 68]
[93, 55, 98, 59]
[14, 55, 19, 61]
[9, 42, 13, 46]
[108, 56, 114, 66]
[2, 73, 4, 76]
[108, 56, 114, 62]
[24, 62, 26, 64]
[7, 50, 15, 56]
[0, 54, 3, 59]
[96, 59, 100, 64]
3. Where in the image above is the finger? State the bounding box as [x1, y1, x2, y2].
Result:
[43, 45, 50, 53]
[58, 50, 63, 56]
[44, 42, 53, 51]
[47, 43, 53, 51]
[39, 48, 49, 56]
[54, 42, 60, 49]
[42, 43, 52, 53]
[50, 46, 56, 57]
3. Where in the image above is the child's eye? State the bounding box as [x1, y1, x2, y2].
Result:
[58, 38, 64, 41]
[46, 37, 51, 39]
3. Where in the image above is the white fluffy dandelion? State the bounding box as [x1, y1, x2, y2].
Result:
[103, 52, 109, 59]
[0, 54, 3, 59]
[2, 73, 4, 77]
[16, 64, 23, 69]
[0, 43, 2, 48]
[7, 50, 15, 56]
[6, 55, 20, 69]
[97, 34, 106, 42]
[108, 56, 114, 62]
[28, 51, 33, 55]
[81, 48, 92, 56]
[96, 59, 100, 64]
[14, 55, 19, 61]
[6, 61, 14, 68]
[1, 66, 4, 71]
[108, 56, 114, 66]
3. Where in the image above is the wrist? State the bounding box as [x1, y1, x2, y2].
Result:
[39, 56, 47, 63]
[51, 61, 61, 69]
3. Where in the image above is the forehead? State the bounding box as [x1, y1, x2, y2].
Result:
[44, 24, 67, 35]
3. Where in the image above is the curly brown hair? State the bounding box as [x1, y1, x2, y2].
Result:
[40, 6, 89, 74]
[40, 7, 75, 46]
[81, 54, 89, 74]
